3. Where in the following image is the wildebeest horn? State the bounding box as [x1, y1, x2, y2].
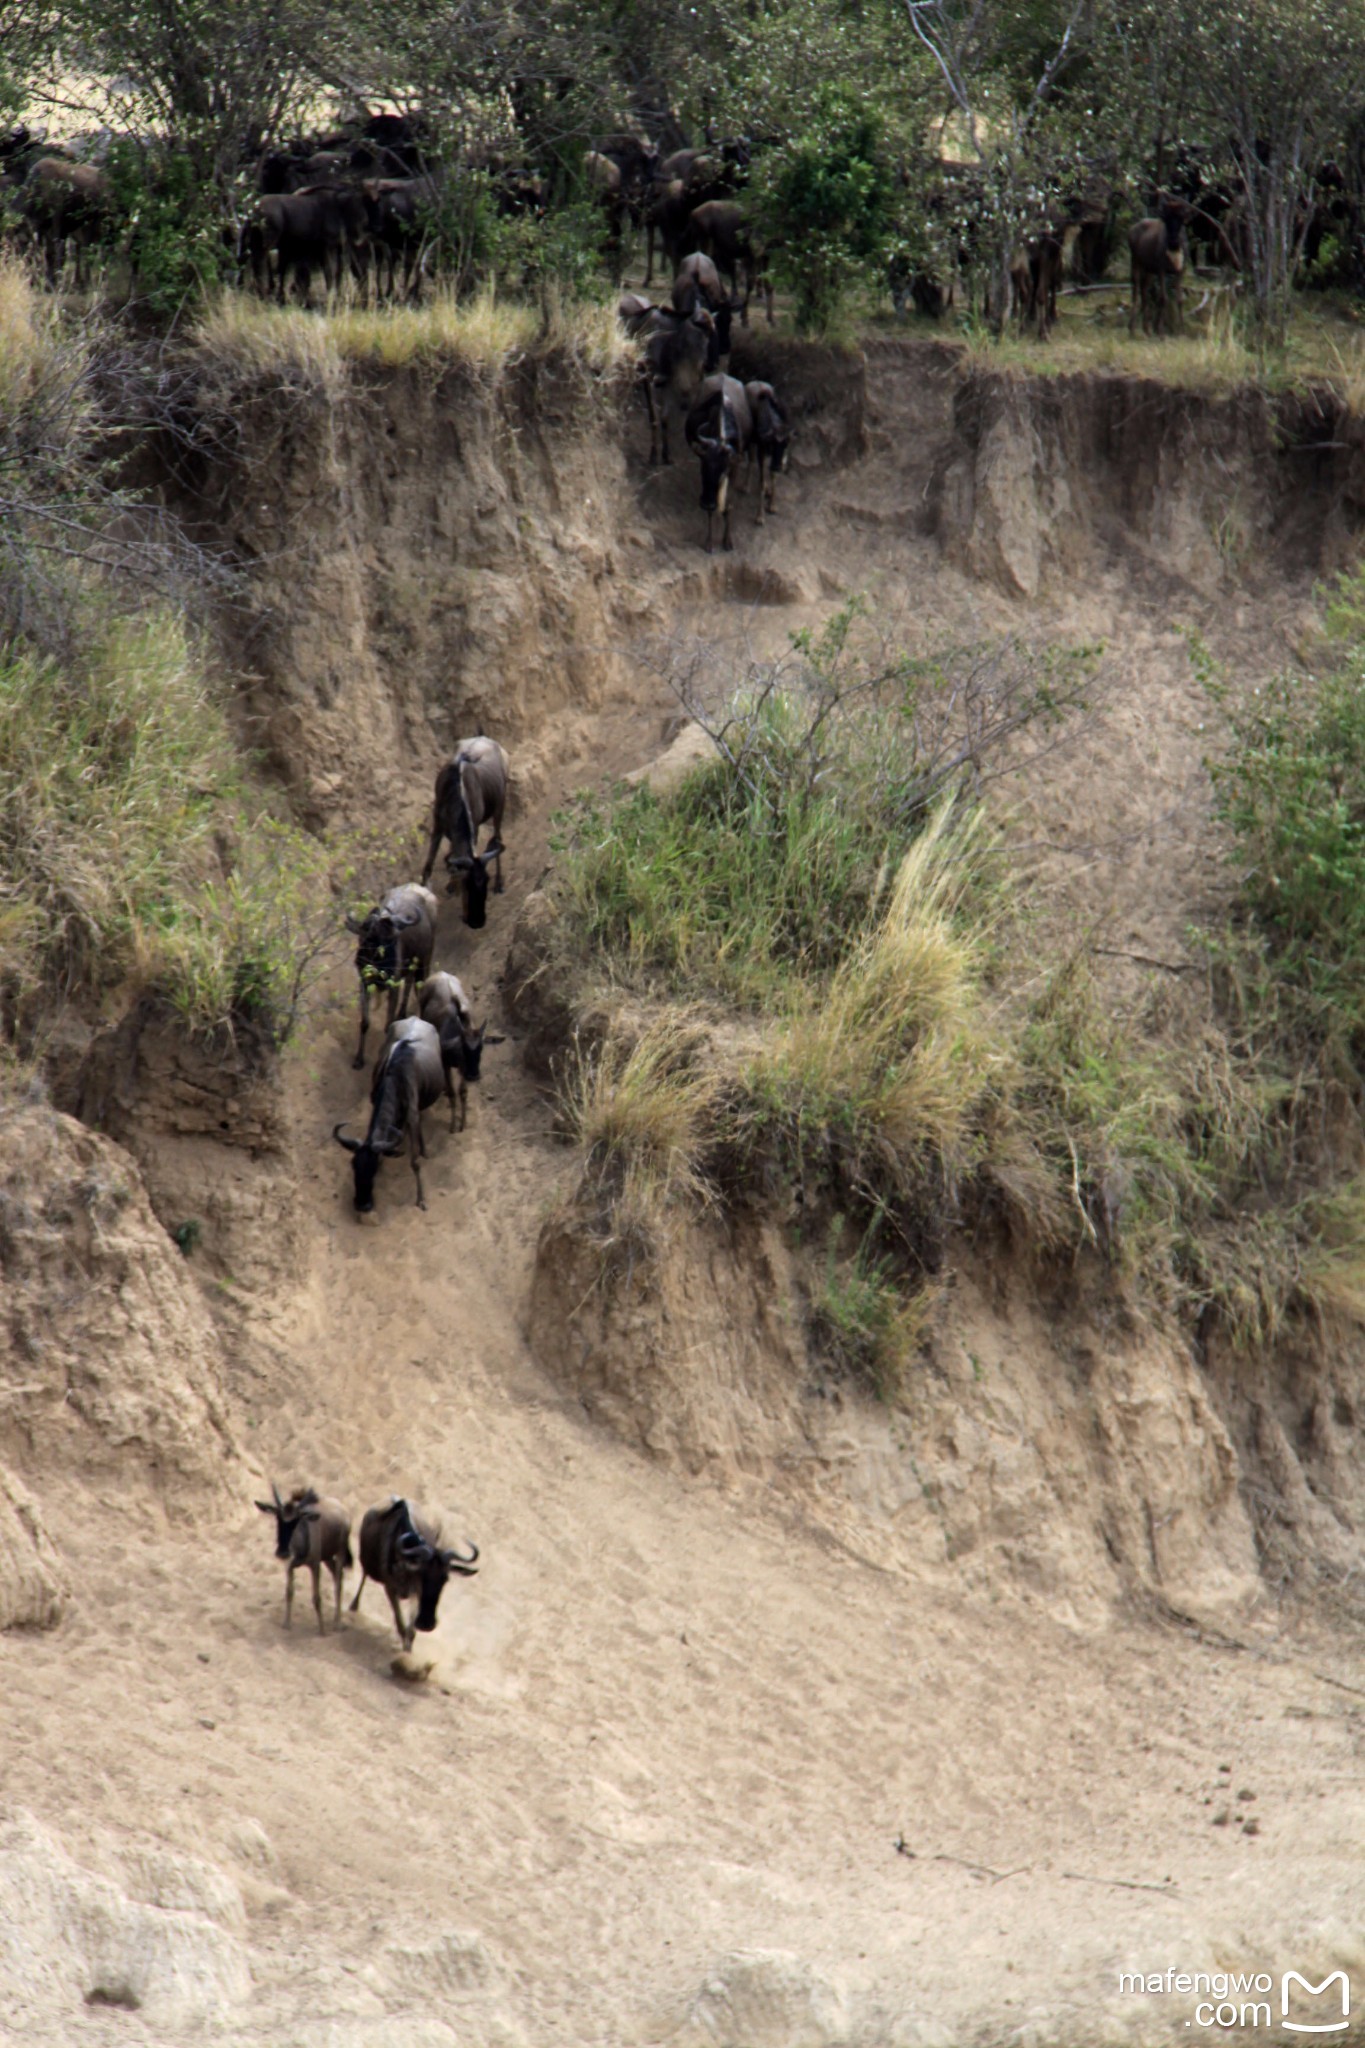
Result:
[343, 913, 364, 934]
[333, 1123, 360, 1152]
[393, 909, 421, 929]
[397, 1531, 432, 1560]
[484, 1032, 506, 1046]
[443, 1540, 479, 1568]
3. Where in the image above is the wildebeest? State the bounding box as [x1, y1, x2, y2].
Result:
[671, 251, 734, 358]
[344, 882, 438, 1071]
[255, 1483, 353, 1634]
[362, 174, 441, 298]
[617, 289, 656, 336]
[349, 1496, 479, 1651]
[334, 1016, 455, 1213]
[643, 304, 717, 464]
[686, 373, 752, 552]
[1129, 200, 1191, 336]
[689, 199, 771, 324]
[242, 184, 368, 301]
[1011, 231, 1065, 339]
[420, 735, 509, 925]
[743, 381, 792, 524]
[418, 971, 504, 1129]
[584, 149, 633, 283]
[17, 158, 109, 287]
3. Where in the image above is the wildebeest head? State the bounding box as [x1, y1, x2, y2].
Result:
[345, 903, 420, 992]
[396, 1526, 480, 1632]
[695, 420, 737, 515]
[255, 1482, 320, 1560]
[333, 1125, 400, 1212]
[445, 842, 503, 927]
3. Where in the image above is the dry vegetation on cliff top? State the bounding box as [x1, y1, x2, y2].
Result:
[194, 284, 631, 382]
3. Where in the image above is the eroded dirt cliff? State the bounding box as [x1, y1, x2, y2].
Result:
[5, 336, 1365, 2048]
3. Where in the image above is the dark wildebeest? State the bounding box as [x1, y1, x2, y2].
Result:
[255, 1484, 353, 1634]
[362, 174, 441, 298]
[349, 1496, 479, 1652]
[419, 735, 509, 926]
[617, 289, 657, 336]
[418, 971, 504, 1130]
[743, 381, 792, 524]
[671, 251, 734, 358]
[584, 149, 631, 284]
[685, 373, 752, 553]
[344, 881, 438, 1071]
[645, 149, 733, 287]
[1011, 231, 1065, 338]
[333, 1017, 455, 1213]
[1129, 199, 1191, 336]
[18, 158, 110, 288]
[242, 184, 368, 301]
[689, 199, 771, 325]
[643, 304, 717, 464]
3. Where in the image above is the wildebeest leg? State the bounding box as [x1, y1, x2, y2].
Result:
[348, 1570, 368, 1614]
[311, 1560, 325, 1634]
[755, 450, 767, 525]
[284, 1560, 296, 1628]
[654, 378, 671, 466]
[409, 1122, 427, 1209]
[353, 981, 371, 1070]
[387, 1587, 414, 1651]
[445, 1063, 459, 1134]
[420, 809, 444, 888]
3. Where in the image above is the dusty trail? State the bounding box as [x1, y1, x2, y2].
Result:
[2, 338, 1364, 2047]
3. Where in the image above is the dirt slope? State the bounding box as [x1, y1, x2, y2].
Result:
[3, 337, 1365, 2046]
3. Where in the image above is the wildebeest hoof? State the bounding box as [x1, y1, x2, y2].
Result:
[722, 538, 735, 552]
[391, 1651, 435, 1683]
[351, 1053, 365, 1070]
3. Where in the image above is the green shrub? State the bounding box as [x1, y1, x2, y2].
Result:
[107, 143, 233, 316]
[750, 89, 896, 330]
[809, 1213, 931, 1399]
[1209, 566, 1365, 1054]
[0, 611, 230, 999]
[154, 816, 334, 1049]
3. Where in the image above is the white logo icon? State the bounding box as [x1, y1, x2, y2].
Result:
[1282, 1970, 1350, 2033]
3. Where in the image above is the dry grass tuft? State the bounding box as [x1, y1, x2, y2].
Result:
[194, 285, 629, 384]
[560, 1012, 727, 1259]
[752, 805, 1000, 1191]
[0, 254, 78, 414]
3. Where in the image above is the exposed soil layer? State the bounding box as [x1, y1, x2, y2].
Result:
[4, 337, 1365, 2046]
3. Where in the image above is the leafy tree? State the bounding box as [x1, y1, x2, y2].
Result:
[900, 0, 1096, 326]
[751, 88, 898, 330]
[54, 0, 347, 200]
[1187, 0, 1365, 335]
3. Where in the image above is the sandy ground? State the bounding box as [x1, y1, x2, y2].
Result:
[3, 335, 1364, 2047]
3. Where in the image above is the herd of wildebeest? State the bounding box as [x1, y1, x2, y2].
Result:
[4, 108, 1331, 350]
[275, 738, 512, 1654]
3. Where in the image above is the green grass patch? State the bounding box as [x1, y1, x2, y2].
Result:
[543, 598, 1365, 1387]
[0, 606, 332, 1051]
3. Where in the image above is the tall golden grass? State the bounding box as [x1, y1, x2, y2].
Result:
[195, 285, 629, 382]
[751, 804, 1001, 1188]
